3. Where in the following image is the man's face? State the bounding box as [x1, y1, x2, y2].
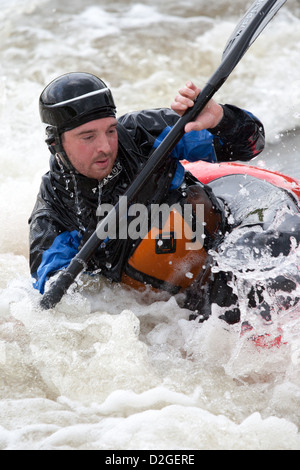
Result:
[61, 117, 118, 180]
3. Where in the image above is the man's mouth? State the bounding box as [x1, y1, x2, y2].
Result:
[94, 157, 109, 167]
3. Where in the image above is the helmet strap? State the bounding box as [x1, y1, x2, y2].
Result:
[55, 149, 74, 172]
[46, 127, 74, 172]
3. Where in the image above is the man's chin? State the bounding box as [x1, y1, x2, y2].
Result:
[90, 164, 114, 181]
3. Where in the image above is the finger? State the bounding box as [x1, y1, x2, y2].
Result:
[185, 121, 202, 133]
[185, 81, 201, 97]
[178, 86, 196, 99]
[184, 114, 212, 133]
[171, 102, 186, 115]
[171, 95, 195, 115]
[184, 112, 216, 133]
[175, 94, 194, 107]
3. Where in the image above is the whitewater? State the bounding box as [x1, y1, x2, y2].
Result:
[0, 0, 300, 450]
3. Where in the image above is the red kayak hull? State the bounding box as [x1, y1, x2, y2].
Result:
[183, 161, 300, 201]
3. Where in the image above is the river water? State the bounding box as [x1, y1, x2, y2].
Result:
[0, 0, 300, 450]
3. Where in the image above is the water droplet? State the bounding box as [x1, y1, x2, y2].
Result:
[185, 272, 194, 279]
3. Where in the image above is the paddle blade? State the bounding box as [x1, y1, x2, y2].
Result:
[222, 0, 287, 63]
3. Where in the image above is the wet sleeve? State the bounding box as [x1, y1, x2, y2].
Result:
[29, 216, 82, 294]
[119, 106, 264, 163]
[123, 108, 217, 162]
[208, 104, 265, 162]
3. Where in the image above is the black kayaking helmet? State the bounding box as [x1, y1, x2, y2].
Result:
[39, 72, 117, 169]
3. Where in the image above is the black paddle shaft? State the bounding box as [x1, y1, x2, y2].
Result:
[40, 0, 286, 310]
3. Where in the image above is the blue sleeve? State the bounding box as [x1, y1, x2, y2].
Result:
[32, 230, 82, 294]
[153, 126, 217, 163]
[153, 126, 217, 189]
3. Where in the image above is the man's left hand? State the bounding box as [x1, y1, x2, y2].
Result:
[171, 81, 224, 133]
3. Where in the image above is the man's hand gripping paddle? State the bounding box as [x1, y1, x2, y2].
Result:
[40, 0, 287, 310]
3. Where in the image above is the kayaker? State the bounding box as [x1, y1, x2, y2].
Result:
[29, 72, 265, 317]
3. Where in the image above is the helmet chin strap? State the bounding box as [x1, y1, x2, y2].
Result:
[45, 127, 75, 172]
[54, 148, 74, 172]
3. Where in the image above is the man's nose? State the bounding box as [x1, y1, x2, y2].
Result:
[96, 134, 111, 154]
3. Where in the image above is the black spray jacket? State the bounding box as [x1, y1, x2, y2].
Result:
[29, 105, 265, 293]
